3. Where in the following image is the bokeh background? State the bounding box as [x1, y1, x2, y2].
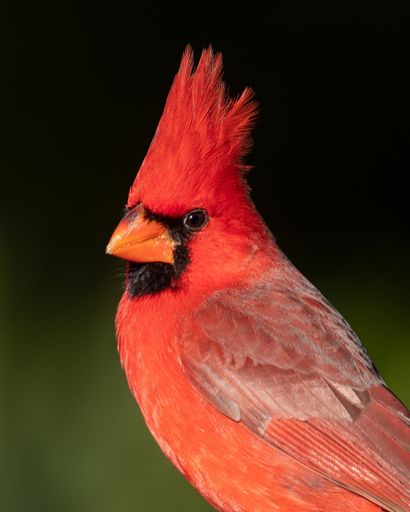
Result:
[2, 4, 410, 511]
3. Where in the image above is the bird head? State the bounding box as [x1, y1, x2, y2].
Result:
[107, 47, 271, 298]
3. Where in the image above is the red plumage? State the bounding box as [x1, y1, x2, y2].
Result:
[109, 47, 410, 512]
[127, 46, 257, 219]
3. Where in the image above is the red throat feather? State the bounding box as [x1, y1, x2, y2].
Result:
[127, 46, 258, 217]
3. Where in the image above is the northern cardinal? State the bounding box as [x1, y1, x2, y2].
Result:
[106, 47, 410, 512]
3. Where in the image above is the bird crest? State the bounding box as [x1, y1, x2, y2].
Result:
[127, 46, 258, 215]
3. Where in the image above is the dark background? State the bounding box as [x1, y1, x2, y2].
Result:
[2, 4, 410, 511]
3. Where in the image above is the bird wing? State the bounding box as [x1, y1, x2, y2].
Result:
[179, 269, 410, 512]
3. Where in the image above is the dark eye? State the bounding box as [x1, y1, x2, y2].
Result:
[183, 209, 208, 231]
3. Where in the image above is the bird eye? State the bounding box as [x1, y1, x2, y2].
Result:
[183, 209, 208, 231]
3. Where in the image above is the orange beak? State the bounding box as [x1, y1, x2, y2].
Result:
[106, 204, 175, 264]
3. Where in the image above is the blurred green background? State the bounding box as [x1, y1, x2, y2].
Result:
[2, 4, 410, 512]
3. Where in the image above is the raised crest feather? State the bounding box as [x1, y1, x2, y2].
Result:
[127, 46, 258, 213]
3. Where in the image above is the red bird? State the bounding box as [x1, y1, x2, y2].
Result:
[106, 47, 410, 511]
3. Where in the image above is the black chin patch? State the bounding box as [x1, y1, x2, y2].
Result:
[127, 261, 175, 297]
[127, 244, 190, 297]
